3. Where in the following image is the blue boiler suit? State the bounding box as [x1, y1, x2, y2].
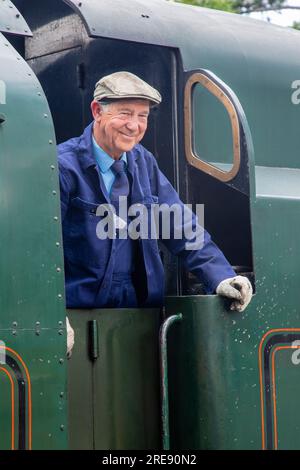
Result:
[58, 123, 236, 308]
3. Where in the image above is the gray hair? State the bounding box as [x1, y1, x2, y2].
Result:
[98, 100, 113, 113]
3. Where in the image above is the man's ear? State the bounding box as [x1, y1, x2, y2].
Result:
[91, 100, 102, 122]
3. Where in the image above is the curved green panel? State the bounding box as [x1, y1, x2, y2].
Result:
[0, 33, 66, 329]
[0, 0, 31, 36]
[0, 31, 67, 450]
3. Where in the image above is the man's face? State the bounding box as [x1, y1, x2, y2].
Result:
[91, 99, 150, 158]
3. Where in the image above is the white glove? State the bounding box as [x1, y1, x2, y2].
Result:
[66, 317, 75, 359]
[216, 275, 253, 312]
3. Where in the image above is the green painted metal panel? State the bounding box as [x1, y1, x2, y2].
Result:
[0, 34, 66, 329]
[68, 308, 161, 450]
[67, 312, 94, 450]
[0, 32, 68, 449]
[0, 0, 31, 36]
[166, 295, 261, 450]
[273, 349, 300, 450]
[0, 329, 67, 450]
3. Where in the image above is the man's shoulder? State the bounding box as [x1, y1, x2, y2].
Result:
[57, 135, 81, 165]
[131, 143, 157, 167]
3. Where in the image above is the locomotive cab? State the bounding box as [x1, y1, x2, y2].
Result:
[9, 0, 300, 452]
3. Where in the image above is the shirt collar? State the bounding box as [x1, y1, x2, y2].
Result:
[92, 135, 127, 173]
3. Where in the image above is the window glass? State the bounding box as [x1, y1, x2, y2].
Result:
[192, 82, 234, 172]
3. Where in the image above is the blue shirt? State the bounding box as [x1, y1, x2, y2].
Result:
[92, 136, 127, 195]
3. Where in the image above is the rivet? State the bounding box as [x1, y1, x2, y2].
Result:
[58, 294, 62, 299]
[49, 140, 53, 145]
[12, 330, 17, 336]
[36, 330, 40, 336]
[37, 92, 41, 96]
[6, 26, 10, 30]
[60, 424, 65, 431]
[60, 392, 64, 398]
[56, 242, 60, 247]
[44, 113, 48, 118]
[24, 30, 28, 33]
[16, 13, 20, 18]
[52, 190, 57, 195]
[36, 321, 40, 326]
[58, 330, 63, 335]
[50, 165, 55, 170]
[56, 267, 61, 272]
[54, 216, 58, 221]
[59, 358, 64, 364]
[78, 2, 82, 6]
[58, 321, 63, 327]
[12, 321, 17, 327]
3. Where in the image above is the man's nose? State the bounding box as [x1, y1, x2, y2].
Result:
[126, 119, 139, 131]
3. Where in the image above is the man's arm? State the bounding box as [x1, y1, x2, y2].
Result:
[148, 153, 252, 310]
[58, 163, 75, 354]
[58, 165, 71, 222]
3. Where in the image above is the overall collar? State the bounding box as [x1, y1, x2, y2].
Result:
[92, 135, 127, 173]
[78, 122, 143, 203]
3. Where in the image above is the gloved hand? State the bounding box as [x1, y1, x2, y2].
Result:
[66, 317, 75, 359]
[216, 275, 253, 312]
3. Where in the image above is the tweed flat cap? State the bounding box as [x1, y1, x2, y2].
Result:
[94, 71, 162, 106]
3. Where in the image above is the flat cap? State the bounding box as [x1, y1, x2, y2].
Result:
[94, 71, 162, 106]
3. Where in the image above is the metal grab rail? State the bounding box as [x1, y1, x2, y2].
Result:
[159, 313, 182, 450]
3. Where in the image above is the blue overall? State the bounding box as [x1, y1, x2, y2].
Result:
[58, 123, 236, 308]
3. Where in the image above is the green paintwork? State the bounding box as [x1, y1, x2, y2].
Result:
[0, 32, 67, 449]
[166, 295, 262, 450]
[67, 308, 161, 450]
[0, 330, 67, 450]
[0, 0, 31, 36]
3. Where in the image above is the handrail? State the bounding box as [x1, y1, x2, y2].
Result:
[159, 313, 182, 451]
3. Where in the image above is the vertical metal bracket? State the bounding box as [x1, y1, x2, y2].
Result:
[159, 313, 182, 450]
[88, 320, 99, 361]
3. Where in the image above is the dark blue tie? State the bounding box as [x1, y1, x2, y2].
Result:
[110, 160, 130, 204]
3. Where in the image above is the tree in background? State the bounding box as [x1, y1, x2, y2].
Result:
[174, 0, 286, 13]
[174, 0, 300, 28]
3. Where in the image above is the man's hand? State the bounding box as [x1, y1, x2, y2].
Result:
[216, 275, 253, 312]
[66, 317, 75, 358]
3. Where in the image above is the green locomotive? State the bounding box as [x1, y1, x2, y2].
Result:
[0, 0, 299, 450]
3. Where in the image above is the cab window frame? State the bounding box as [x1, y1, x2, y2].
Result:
[184, 72, 241, 182]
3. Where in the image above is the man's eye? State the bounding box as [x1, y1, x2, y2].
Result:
[120, 112, 131, 117]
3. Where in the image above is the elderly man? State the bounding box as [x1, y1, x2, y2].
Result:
[59, 72, 252, 353]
